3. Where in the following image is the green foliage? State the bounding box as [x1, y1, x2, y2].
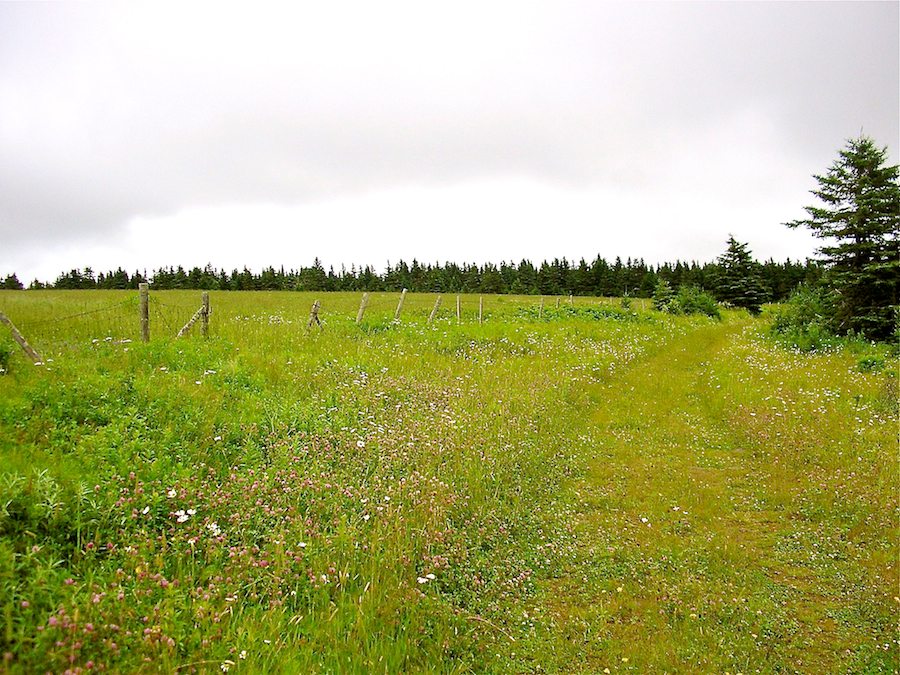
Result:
[1, 273, 24, 290]
[785, 136, 900, 341]
[771, 285, 839, 351]
[654, 284, 721, 320]
[714, 235, 768, 314]
[652, 278, 675, 311]
[675, 285, 721, 319]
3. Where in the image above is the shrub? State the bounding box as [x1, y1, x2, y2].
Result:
[770, 286, 838, 351]
[652, 283, 720, 319]
[674, 285, 721, 319]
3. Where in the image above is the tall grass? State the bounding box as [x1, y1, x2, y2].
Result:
[0, 291, 896, 674]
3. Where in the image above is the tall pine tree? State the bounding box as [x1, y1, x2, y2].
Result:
[786, 136, 899, 340]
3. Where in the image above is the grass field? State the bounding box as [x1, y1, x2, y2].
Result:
[0, 290, 897, 674]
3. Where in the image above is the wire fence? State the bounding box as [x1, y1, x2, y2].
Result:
[0, 289, 637, 360]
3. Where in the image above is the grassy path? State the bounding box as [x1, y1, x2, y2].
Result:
[525, 320, 897, 674]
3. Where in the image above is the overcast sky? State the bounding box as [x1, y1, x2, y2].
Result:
[1, 1, 897, 283]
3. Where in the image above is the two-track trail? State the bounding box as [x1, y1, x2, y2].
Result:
[520, 320, 897, 674]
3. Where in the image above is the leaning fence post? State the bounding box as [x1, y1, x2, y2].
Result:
[0, 310, 42, 362]
[307, 300, 322, 331]
[139, 283, 150, 343]
[394, 289, 407, 320]
[357, 292, 370, 324]
[428, 295, 442, 325]
[201, 292, 210, 339]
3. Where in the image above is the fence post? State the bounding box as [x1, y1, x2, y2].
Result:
[539, 297, 544, 320]
[308, 300, 322, 331]
[428, 295, 442, 325]
[479, 296, 483, 325]
[556, 297, 560, 310]
[0, 310, 42, 362]
[394, 289, 407, 320]
[201, 292, 210, 339]
[139, 283, 149, 343]
[356, 292, 370, 323]
[456, 295, 461, 323]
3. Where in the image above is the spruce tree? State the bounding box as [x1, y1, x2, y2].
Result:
[786, 136, 899, 340]
[714, 236, 768, 314]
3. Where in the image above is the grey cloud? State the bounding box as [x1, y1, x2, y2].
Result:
[1, 1, 897, 253]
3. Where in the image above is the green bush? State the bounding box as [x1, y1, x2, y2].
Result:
[770, 286, 838, 351]
[674, 285, 721, 319]
[652, 282, 720, 319]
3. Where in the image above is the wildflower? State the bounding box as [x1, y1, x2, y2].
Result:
[357, 440, 365, 448]
[167, 489, 177, 498]
[175, 510, 189, 523]
[142, 506, 150, 515]
[239, 651, 247, 659]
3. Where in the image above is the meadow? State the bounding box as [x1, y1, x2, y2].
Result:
[0, 290, 896, 674]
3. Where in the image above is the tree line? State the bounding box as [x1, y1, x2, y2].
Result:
[3, 253, 821, 303]
[4, 137, 895, 340]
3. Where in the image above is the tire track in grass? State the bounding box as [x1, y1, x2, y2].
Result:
[523, 320, 880, 674]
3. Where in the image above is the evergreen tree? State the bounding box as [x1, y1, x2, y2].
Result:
[1, 273, 24, 290]
[786, 136, 899, 340]
[652, 278, 675, 311]
[715, 236, 768, 314]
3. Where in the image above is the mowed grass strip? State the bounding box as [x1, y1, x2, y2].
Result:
[528, 320, 898, 674]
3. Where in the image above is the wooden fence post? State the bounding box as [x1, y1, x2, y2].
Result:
[308, 300, 322, 331]
[0, 310, 42, 362]
[539, 297, 544, 320]
[201, 292, 210, 339]
[556, 297, 560, 310]
[428, 295, 442, 325]
[394, 289, 407, 320]
[456, 295, 461, 323]
[479, 296, 483, 325]
[356, 292, 370, 323]
[139, 283, 149, 343]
